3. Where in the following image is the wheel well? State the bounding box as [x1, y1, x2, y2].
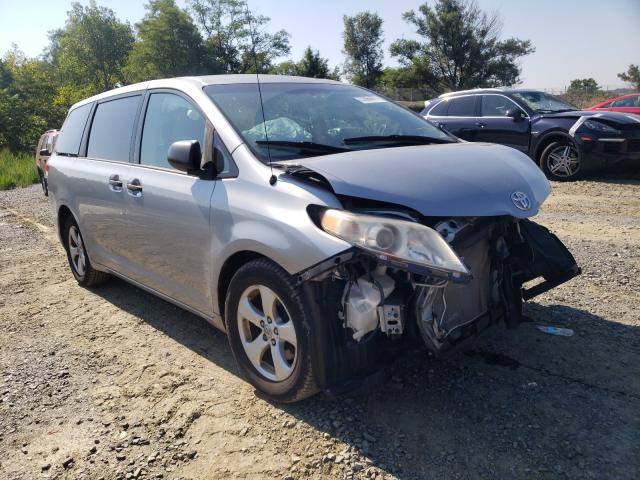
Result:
[217, 251, 267, 320]
[534, 132, 575, 162]
[57, 205, 73, 246]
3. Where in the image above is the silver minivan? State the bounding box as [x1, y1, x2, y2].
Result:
[48, 75, 579, 402]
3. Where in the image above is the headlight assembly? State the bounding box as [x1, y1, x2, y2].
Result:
[317, 208, 470, 280]
[583, 119, 620, 134]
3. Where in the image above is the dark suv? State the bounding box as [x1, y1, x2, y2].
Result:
[422, 88, 640, 181]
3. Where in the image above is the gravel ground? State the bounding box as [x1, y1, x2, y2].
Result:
[0, 176, 639, 480]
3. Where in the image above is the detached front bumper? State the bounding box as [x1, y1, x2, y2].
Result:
[576, 133, 640, 171]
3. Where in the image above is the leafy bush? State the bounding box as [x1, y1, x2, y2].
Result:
[0, 149, 38, 190]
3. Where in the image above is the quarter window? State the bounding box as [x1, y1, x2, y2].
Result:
[87, 96, 141, 162]
[55, 103, 92, 156]
[446, 96, 476, 117]
[140, 93, 205, 170]
[481, 95, 520, 117]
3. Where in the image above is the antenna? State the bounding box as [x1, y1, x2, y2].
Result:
[245, 3, 276, 185]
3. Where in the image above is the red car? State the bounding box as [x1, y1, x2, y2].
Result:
[587, 93, 640, 115]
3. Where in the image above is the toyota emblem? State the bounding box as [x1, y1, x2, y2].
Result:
[511, 191, 531, 211]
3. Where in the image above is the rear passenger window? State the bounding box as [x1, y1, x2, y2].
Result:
[447, 96, 476, 117]
[87, 95, 141, 162]
[429, 100, 448, 116]
[140, 93, 205, 170]
[55, 103, 92, 156]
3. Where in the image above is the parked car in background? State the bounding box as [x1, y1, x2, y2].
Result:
[422, 89, 640, 181]
[587, 93, 640, 115]
[48, 76, 579, 402]
[35, 129, 59, 195]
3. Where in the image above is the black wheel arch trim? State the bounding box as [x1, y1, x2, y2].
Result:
[532, 130, 576, 160]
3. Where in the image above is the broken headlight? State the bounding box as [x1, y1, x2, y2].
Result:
[317, 208, 470, 280]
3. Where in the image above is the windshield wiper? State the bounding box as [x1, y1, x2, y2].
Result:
[342, 135, 453, 145]
[255, 140, 350, 154]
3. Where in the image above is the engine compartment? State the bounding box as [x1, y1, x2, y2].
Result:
[297, 212, 580, 358]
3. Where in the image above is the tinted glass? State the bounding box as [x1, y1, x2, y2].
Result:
[140, 93, 205, 169]
[87, 96, 140, 162]
[206, 83, 451, 162]
[612, 96, 638, 107]
[429, 100, 448, 116]
[446, 96, 476, 117]
[55, 103, 92, 156]
[481, 95, 519, 116]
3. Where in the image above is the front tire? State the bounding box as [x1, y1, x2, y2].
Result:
[225, 258, 319, 403]
[539, 140, 582, 181]
[63, 216, 109, 287]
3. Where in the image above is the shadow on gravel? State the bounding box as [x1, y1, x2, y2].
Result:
[93, 278, 640, 479]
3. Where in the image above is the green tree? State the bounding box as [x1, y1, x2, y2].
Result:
[126, 0, 207, 82]
[390, 0, 534, 93]
[188, 0, 290, 73]
[342, 12, 384, 88]
[49, 1, 134, 94]
[0, 47, 66, 151]
[567, 78, 601, 94]
[618, 64, 640, 90]
[272, 47, 340, 79]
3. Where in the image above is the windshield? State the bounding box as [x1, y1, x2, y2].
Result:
[205, 82, 452, 161]
[512, 91, 578, 113]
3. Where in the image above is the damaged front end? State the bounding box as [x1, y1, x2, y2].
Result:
[299, 206, 580, 358]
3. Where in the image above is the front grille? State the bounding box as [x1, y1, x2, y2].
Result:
[628, 139, 640, 153]
[603, 143, 622, 154]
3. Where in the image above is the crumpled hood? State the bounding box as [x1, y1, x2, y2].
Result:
[287, 143, 551, 218]
[537, 110, 640, 126]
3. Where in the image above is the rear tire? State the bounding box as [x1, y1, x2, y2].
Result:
[38, 169, 48, 196]
[539, 140, 582, 182]
[225, 258, 319, 403]
[63, 216, 109, 287]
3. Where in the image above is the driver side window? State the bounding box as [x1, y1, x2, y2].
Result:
[140, 93, 205, 170]
[481, 95, 521, 117]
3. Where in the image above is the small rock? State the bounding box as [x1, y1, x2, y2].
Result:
[291, 455, 301, 464]
[282, 475, 294, 480]
[41, 463, 51, 471]
[116, 453, 127, 461]
[62, 457, 74, 469]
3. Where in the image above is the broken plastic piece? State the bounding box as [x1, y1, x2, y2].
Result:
[536, 325, 574, 337]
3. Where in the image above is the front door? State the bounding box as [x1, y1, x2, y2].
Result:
[475, 94, 530, 152]
[123, 91, 216, 316]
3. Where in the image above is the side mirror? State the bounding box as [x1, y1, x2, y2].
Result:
[506, 109, 525, 121]
[39, 148, 50, 156]
[167, 140, 202, 173]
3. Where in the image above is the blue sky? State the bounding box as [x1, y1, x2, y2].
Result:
[0, 0, 638, 89]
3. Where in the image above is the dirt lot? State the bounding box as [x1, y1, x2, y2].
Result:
[1, 176, 639, 480]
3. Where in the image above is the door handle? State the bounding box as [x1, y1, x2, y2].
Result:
[475, 122, 486, 128]
[126, 178, 143, 196]
[108, 174, 123, 191]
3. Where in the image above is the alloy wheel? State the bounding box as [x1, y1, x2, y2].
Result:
[236, 285, 298, 382]
[68, 225, 86, 277]
[546, 145, 580, 178]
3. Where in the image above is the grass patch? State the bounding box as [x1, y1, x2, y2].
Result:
[0, 149, 39, 190]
